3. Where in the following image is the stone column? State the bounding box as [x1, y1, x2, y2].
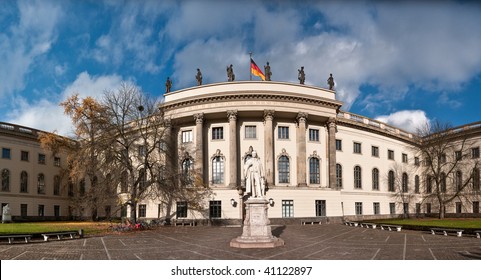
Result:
[327, 117, 337, 189]
[227, 110, 238, 188]
[193, 113, 204, 181]
[296, 112, 308, 187]
[263, 110, 275, 187]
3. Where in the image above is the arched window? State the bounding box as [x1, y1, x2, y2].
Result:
[212, 156, 224, 184]
[456, 171, 463, 191]
[388, 170, 395, 192]
[309, 158, 320, 184]
[473, 168, 480, 191]
[402, 172, 409, 193]
[336, 164, 342, 188]
[414, 175, 420, 193]
[354, 166, 362, 189]
[440, 172, 446, 192]
[37, 173, 45, 194]
[1, 169, 9, 191]
[79, 179, 85, 196]
[372, 168, 379, 190]
[120, 171, 128, 193]
[20, 171, 28, 193]
[182, 159, 193, 175]
[139, 168, 147, 190]
[278, 156, 290, 183]
[54, 175, 60, 195]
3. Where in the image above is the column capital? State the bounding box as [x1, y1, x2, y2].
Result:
[193, 113, 204, 124]
[327, 117, 337, 129]
[264, 110, 275, 121]
[227, 110, 238, 121]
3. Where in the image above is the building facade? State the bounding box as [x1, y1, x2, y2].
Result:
[1, 81, 480, 223]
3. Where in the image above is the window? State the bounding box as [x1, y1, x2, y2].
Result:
[454, 202, 462, 214]
[182, 159, 193, 177]
[440, 153, 446, 164]
[373, 202, 380, 215]
[54, 205, 60, 217]
[1, 169, 10, 191]
[315, 200, 326, 217]
[388, 170, 395, 192]
[388, 150, 394, 160]
[473, 201, 480, 214]
[456, 171, 462, 191]
[245, 125, 257, 139]
[372, 168, 379, 190]
[138, 146, 146, 157]
[21, 151, 29, 161]
[371, 146, 379, 157]
[415, 175, 420, 193]
[181, 130, 193, 143]
[414, 157, 420, 166]
[21, 204, 27, 217]
[176, 201, 188, 218]
[473, 168, 480, 191]
[354, 166, 362, 189]
[455, 151, 462, 161]
[426, 175, 433, 193]
[309, 158, 320, 184]
[335, 139, 342, 151]
[440, 172, 447, 192]
[212, 127, 224, 140]
[402, 173, 408, 193]
[355, 202, 363, 215]
[121, 205, 127, 217]
[68, 180, 74, 197]
[403, 203, 409, 215]
[353, 142, 362, 154]
[105, 206, 111, 218]
[212, 156, 224, 184]
[54, 175, 60, 195]
[309, 129, 319, 142]
[20, 171, 28, 193]
[472, 147, 480, 159]
[282, 200, 294, 217]
[426, 203, 431, 214]
[54, 157, 61, 167]
[336, 164, 342, 188]
[120, 171, 128, 193]
[389, 203, 396, 214]
[416, 203, 421, 215]
[278, 156, 290, 183]
[209, 201, 221, 218]
[139, 204, 147, 218]
[402, 153, 408, 163]
[38, 153, 46, 164]
[79, 179, 85, 196]
[139, 168, 147, 190]
[1, 148, 11, 159]
[278, 126, 289, 139]
[38, 205, 44, 217]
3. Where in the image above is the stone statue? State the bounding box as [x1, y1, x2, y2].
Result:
[244, 150, 265, 198]
[196, 68, 203, 86]
[165, 77, 172, 93]
[227, 64, 235, 82]
[298, 66, 305, 84]
[327, 73, 335, 90]
[264, 62, 272, 81]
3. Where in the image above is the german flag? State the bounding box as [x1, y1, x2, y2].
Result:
[250, 58, 265, 81]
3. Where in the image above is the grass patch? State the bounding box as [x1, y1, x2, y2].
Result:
[365, 218, 481, 229]
[0, 221, 112, 235]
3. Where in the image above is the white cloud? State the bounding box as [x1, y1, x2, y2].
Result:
[7, 72, 124, 136]
[376, 110, 430, 133]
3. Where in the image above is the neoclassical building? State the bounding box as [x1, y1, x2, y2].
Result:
[1, 81, 480, 222]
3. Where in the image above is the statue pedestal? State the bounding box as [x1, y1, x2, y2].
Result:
[230, 197, 284, 248]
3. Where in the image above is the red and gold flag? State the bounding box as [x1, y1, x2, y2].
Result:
[250, 58, 265, 81]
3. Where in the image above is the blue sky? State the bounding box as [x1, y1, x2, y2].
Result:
[1, 0, 481, 136]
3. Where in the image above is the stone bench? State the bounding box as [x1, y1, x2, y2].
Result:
[474, 230, 481, 238]
[380, 224, 402, 232]
[430, 228, 464, 237]
[344, 221, 359, 227]
[301, 218, 323, 225]
[0, 234, 32, 244]
[173, 220, 197, 226]
[41, 231, 80, 242]
[360, 223, 377, 229]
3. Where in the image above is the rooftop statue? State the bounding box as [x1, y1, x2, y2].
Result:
[196, 68, 203, 86]
[264, 62, 272, 81]
[298, 66, 305, 84]
[165, 77, 172, 93]
[227, 64, 235, 82]
[327, 73, 335, 90]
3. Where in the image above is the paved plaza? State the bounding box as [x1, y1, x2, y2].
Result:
[1, 224, 481, 260]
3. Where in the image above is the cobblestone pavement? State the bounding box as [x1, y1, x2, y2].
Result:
[1, 224, 481, 260]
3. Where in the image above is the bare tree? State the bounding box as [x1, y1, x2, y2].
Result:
[415, 120, 480, 219]
[388, 162, 416, 218]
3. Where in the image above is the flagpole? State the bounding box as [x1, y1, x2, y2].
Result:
[249, 51, 252, 81]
